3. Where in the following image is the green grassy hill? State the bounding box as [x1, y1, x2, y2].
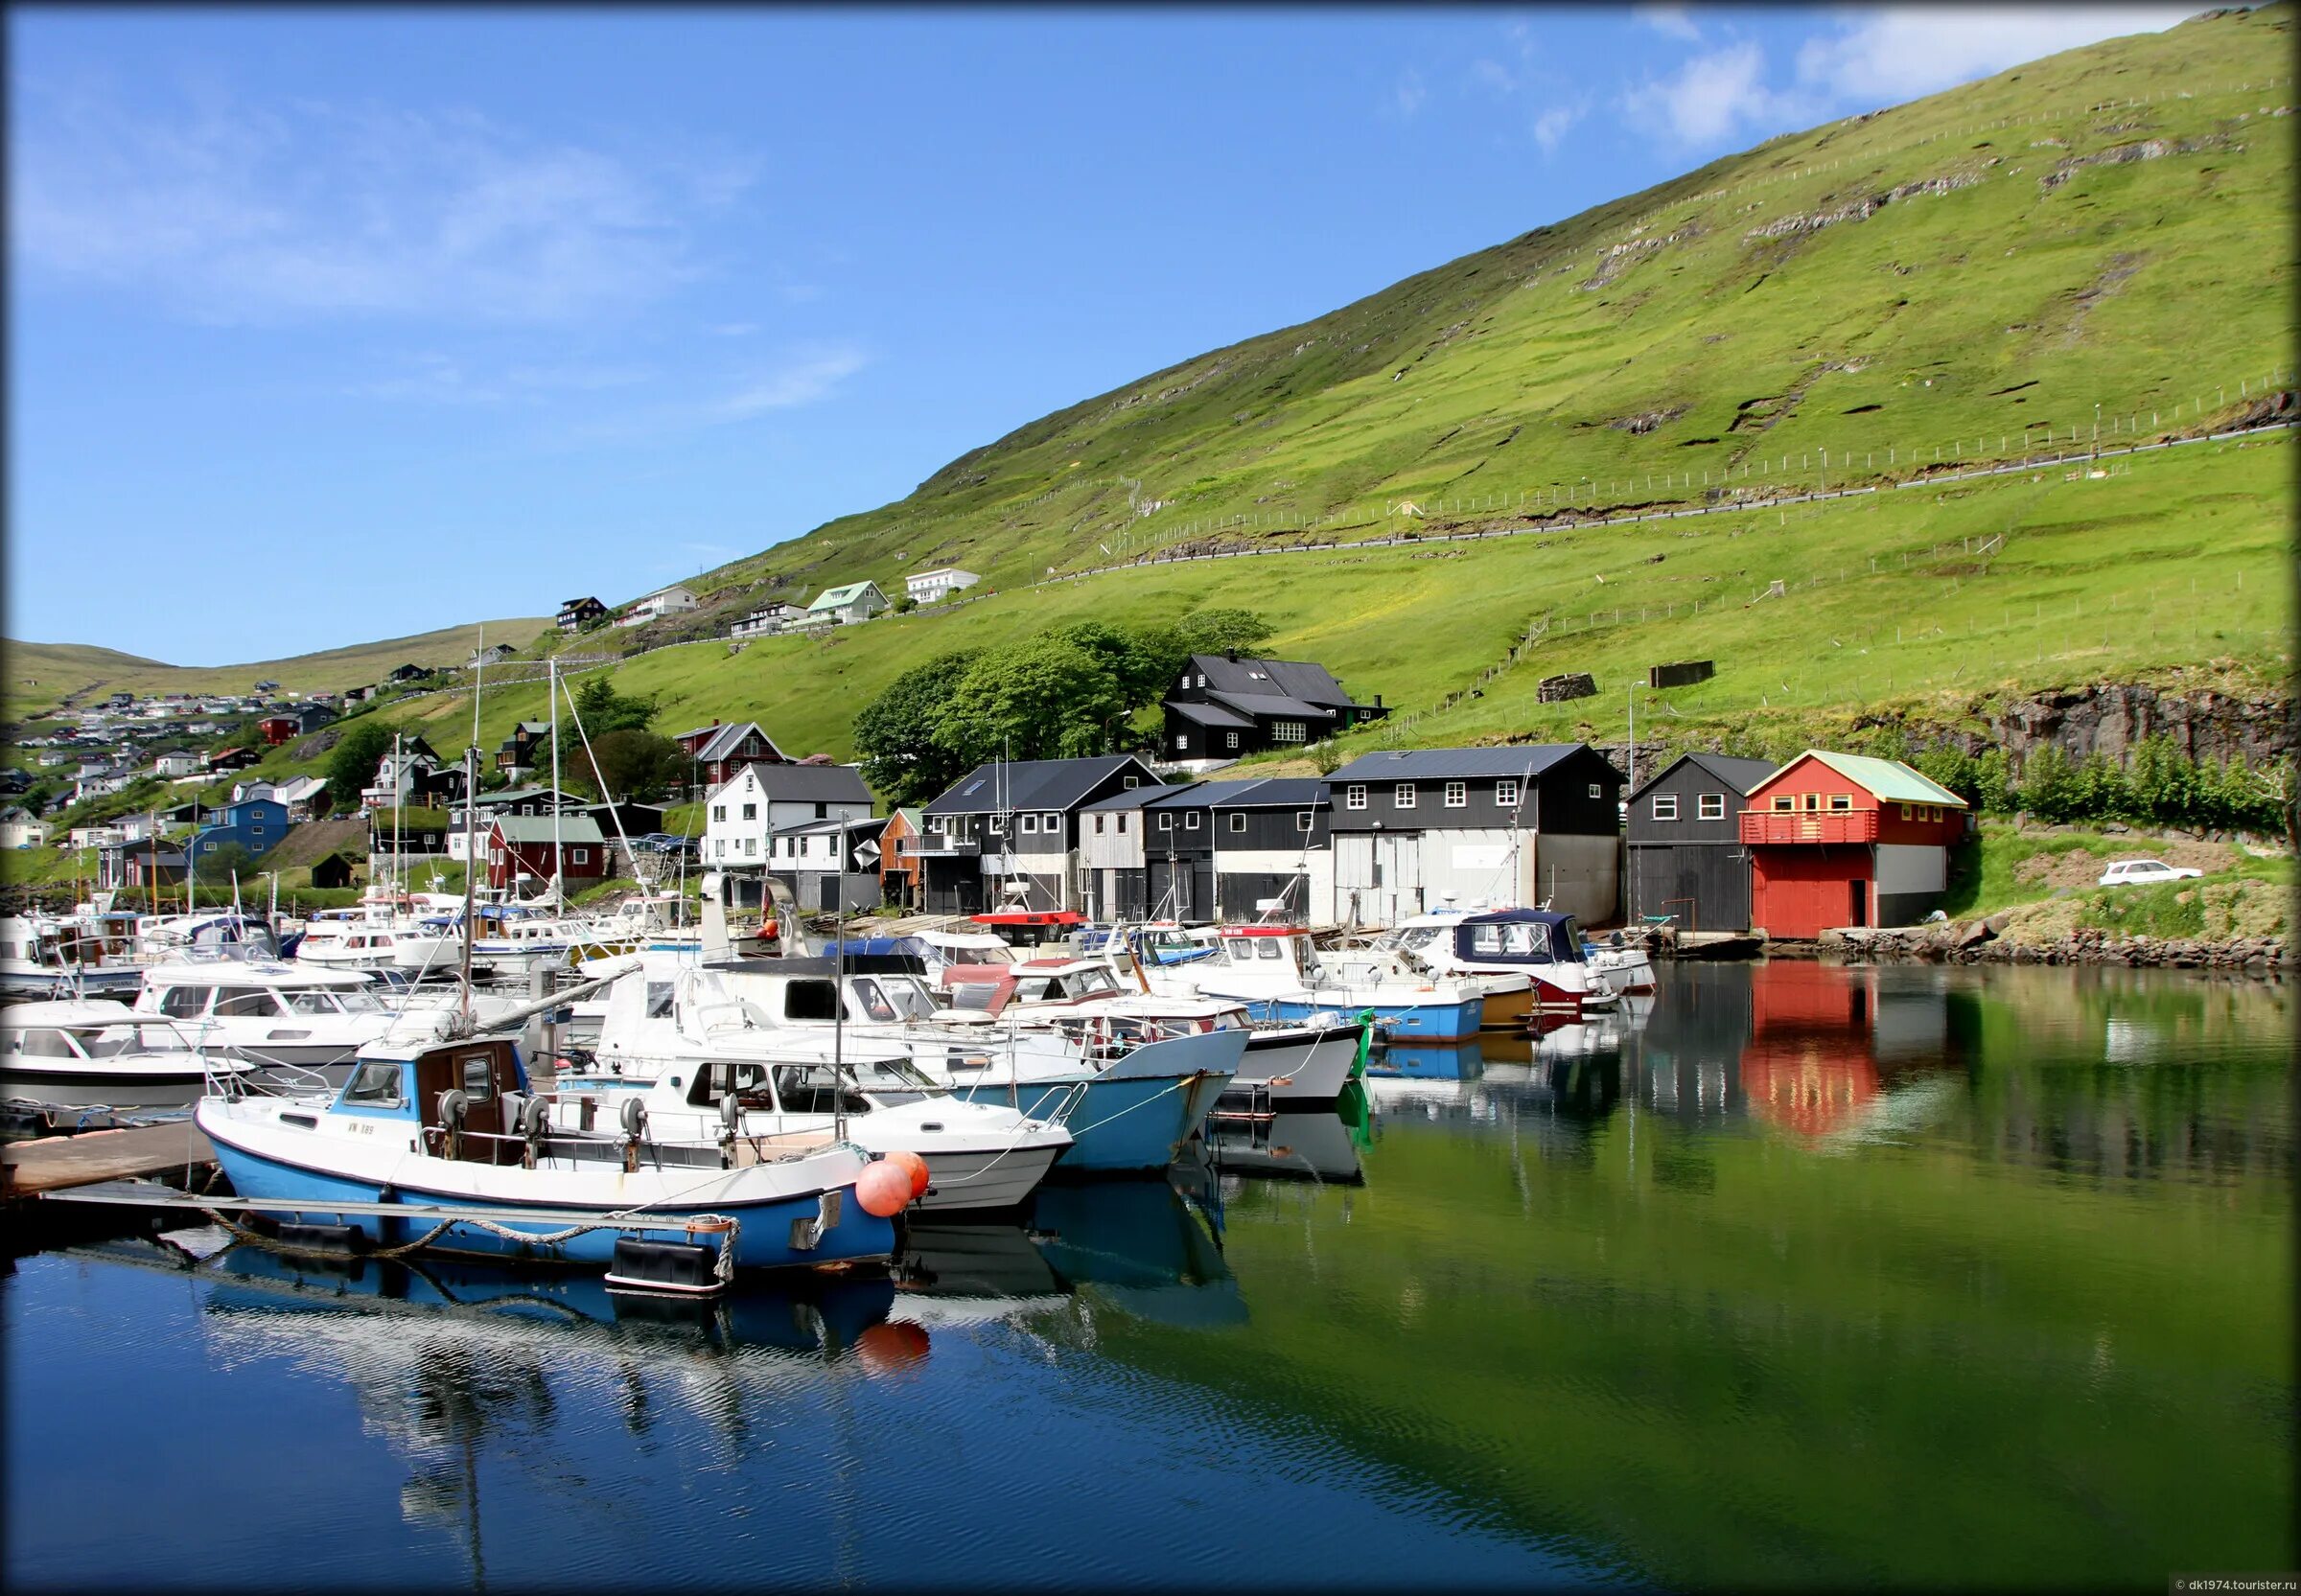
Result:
[681, 5, 2291, 610]
[3, 617, 554, 721]
[11, 8, 2292, 804]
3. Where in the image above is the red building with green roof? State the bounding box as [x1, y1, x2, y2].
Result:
[1741, 751, 1969, 939]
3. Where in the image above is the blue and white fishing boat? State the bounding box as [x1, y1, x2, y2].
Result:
[1148, 926, 1487, 1041]
[194, 1031, 895, 1276]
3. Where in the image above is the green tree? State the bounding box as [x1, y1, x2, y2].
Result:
[326, 720, 400, 802]
[2069, 752, 2131, 822]
[2127, 735, 2204, 828]
[571, 673, 660, 734]
[853, 650, 982, 807]
[1912, 746, 1980, 806]
[936, 634, 1131, 766]
[568, 729, 685, 803]
[2017, 743, 2079, 822]
[1973, 749, 2017, 814]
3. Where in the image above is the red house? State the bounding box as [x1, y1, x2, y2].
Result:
[1741, 751, 1968, 939]
[485, 815, 610, 891]
[257, 716, 297, 746]
[672, 721, 788, 790]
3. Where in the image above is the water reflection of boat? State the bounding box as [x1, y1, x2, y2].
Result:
[1360, 1039, 1485, 1110]
[890, 1220, 1069, 1327]
[1206, 1109, 1365, 1185]
[1030, 1181, 1244, 1329]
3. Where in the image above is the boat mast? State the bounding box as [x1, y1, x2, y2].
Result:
[458, 743, 477, 1023]
[832, 814, 848, 1144]
[391, 731, 405, 914]
[547, 658, 563, 911]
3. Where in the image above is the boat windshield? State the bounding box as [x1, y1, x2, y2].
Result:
[75, 1023, 193, 1057]
[1467, 921, 1554, 963]
[341, 1061, 406, 1107]
[850, 977, 939, 1022]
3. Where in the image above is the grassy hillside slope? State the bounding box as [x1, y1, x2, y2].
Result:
[683, 6, 2291, 608]
[365, 427, 2287, 776]
[3, 617, 553, 720]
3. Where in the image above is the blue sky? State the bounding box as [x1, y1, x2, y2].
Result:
[7, 4, 2196, 663]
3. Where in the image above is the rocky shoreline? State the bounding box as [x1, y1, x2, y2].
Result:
[1812, 919, 2286, 973]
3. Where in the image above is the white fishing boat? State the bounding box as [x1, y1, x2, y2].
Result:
[547, 966, 1074, 1212]
[1, 1000, 252, 1109]
[1379, 908, 1616, 1015]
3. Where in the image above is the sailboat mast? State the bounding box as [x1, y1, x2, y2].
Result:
[459, 744, 477, 1021]
[547, 659, 563, 909]
[391, 731, 404, 911]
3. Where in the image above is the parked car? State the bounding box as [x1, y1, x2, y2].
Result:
[2098, 858, 2204, 889]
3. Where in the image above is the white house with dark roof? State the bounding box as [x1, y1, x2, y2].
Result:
[729, 602, 808, 640]
[807, 581, 891, 625]
[702, 761, 874, 905]
[1324, 745, 1624, 928]
[1161, 653, 1387, 769]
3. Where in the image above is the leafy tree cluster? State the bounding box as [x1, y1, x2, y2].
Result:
[854, 610, 1277, 805]
[560, 675, 678, 802]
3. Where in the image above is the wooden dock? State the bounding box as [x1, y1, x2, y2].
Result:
[2, 1122, 215, 1199]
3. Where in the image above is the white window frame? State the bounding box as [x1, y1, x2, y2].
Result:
[1296, 811, 1313, 833]
[1158, 813, 1174, 831]
[1395, 783, 1416, 809]
[569, 847, 590, 865]
[1444, 780, 1467, 808]
[1020, 814, 1039, 834]
[1345, 784, 1367, 811]
[1495, 779, 1519, 807]
[1042, 813, 1058, 832]
[1185, 812, 1201, 830]
[1697, 794, 1726, 821]
[1651, 795, 1679, 821]
[1829, 794, 1853, 812]
[1588, 783, 1603, 799]
[1228, 812, 1246, 833]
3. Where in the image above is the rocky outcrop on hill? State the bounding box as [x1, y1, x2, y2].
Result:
[1979, 682, 2293, 768]
[1822, 920, 2285, 973]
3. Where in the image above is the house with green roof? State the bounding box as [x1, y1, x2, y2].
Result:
[806, 580, 891, 625]
[1741, 750, 1970, 938]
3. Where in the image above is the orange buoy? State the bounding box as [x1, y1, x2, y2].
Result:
[884, 1148, 932, 1200]
[856, 1159, 912, 1217]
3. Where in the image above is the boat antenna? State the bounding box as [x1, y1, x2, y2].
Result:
[555, 667, 640, 891]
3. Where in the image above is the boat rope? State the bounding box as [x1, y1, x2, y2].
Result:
[1049, 1069, 1208, 1140]
[198, 1203, 745, 1271]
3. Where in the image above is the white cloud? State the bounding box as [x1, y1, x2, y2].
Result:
[710, 348, 869, 421]
[1621, 42, 1813, 149]
[351, 352, 651, 405]
[1634, 5, 1703, 44]
[1795, 6, 2196, 104]
[1472, 58, 1519, 96]
[11, 81, 755, 324]
[1393, 69, 1429, 119]
[1532, 103, 1584, 155]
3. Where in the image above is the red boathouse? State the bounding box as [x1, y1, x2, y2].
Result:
[1741, 751, 1968, 939]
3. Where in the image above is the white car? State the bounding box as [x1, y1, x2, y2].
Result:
[2098, 858, 2203, 889]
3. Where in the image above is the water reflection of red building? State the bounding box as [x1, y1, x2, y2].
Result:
[1740, 962, 1880, 1140]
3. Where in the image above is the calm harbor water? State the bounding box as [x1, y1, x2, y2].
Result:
[5, 963, 2291, 1591]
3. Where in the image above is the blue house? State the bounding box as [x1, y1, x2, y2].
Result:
[189, 797, 291, 862]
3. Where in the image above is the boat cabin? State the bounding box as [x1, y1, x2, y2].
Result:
[942, 958, 1127, 1016]
[969, 910, 1087, 950]
[334, 1038, 528, 1161]
[1448, 909, 1591, 969]
[1, 1003, 203, 1063]
[138, 963, 386, 1021]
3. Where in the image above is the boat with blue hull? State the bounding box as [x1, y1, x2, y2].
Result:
[194, 1034, 897, 1276]
[1146, 926, 1490, 1041]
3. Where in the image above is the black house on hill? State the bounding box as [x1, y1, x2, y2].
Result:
[1160, 654, 1386, 769]
[1623, 752, 1778, 933]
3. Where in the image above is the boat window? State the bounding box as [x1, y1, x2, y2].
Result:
[947, 983, 1000, 1012]
[1471, 925, 1504, 957]
[1078, 968, 1119, 996]
[784, 980, 841, 1022]
[1227, 940, 1255, 963]
[77, 1027, 147, 1058]
[880, 979, 940, 1021]
[214, 988, 285, 1018]
[1258, 938, 1284, 960]
[1014, 978, 1053, 1004]
[343, 1061, 405, 1107]
[853, 979, 898, 1023]
[645, 982, 676, 1019]
[335, 990, 384, 1014]
[459, 1053, 496, 1102]
[158, 985, 211, 1019]
[14, 1029, 81, 1058]
[286, 991, 342, 1015]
